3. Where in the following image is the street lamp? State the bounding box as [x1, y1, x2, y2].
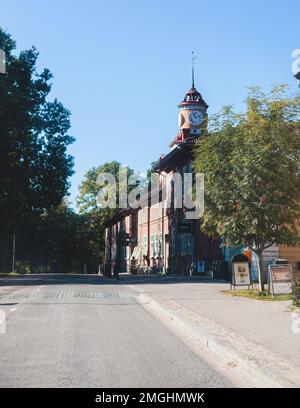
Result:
[77, 220, 90, 274]
[12, 233, 16, 273]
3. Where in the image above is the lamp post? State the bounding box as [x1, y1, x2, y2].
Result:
[114, 227, 122, 281]
[77, 219, 90, 275]
[12, 233, 16, 273]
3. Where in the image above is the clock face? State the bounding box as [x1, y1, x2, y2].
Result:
[189, 111, 203, 126]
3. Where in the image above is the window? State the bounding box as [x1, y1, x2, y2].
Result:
[150, 234, 155, 257]
[181, 233, 188, 256]
[154, 233, 158, 257]
[187, 234, 193, 256]
[143, 235, 148, 256]
[159, 233, 164, 257]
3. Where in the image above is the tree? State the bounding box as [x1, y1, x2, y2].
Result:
[0, 28, 74, 271]
[77, 161, 134, 259]
[147, 160, 159, 179]
[14, 202, 97, 274]
[194, 85, 300, 291]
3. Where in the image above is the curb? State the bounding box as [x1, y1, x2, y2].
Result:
[133, 289, 300, 388]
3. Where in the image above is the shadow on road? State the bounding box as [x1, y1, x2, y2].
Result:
[0, 273, 228, 287]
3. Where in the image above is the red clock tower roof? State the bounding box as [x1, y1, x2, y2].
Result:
[179, 86, 208, 109]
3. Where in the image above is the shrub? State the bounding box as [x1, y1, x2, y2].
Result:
[292, 278, 300, 308]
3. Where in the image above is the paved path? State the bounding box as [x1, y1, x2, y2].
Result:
[129, 276, 300, 368]
[0, 274, 233, 388]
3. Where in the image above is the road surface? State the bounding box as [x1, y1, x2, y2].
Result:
[0, 274, 234, 388]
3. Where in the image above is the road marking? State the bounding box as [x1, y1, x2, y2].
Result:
[10, 308, 17, 312]
[7, 290, 133, 300]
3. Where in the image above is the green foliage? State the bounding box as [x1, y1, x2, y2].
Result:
[147, 160, 159, 179]
[0, 28, 74, 229]
[292, 278, 300, 308]
[194, 85, 300, 252]
[223, 289, 292, 301]
[0, 28, 74, 272]
[13, 202, 99, 273]
[77, 161, 132, 215]
[77, 161, 135, 259]
[194, 85, 300, 289]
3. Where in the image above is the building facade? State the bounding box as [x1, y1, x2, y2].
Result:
[104, 81, 223, 276]
[104, 208, 138, 276]
[104, 80, 300, 279]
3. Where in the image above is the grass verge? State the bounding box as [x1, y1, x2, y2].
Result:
[222, 289, 292, 301]
[0, 272, 21, 277]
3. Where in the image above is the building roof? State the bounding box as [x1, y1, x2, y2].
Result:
[103, 207, 137, 228]
[170, 128, 196, 148]
[179, 86, 208, 109]
[154, 142, 194, 173]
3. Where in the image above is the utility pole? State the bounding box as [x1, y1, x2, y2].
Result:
[114, 227, 121, 281]
[12, 233, 16, 273]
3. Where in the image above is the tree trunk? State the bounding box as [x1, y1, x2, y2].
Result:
[256, 251, 264, 292]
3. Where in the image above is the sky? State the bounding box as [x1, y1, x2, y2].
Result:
[1, 0, 300, 207]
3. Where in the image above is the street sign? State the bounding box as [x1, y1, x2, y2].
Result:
[197, 261, 205, 273]
[268, 264, 293, 296]
[129, 237, 137, 244]
[121, 237, 137, 246]
[231, 254, 252, 289]
[178, 223, 192, 233]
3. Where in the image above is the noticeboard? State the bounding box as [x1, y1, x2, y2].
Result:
[231, 254, 252, 288]
[268, 264, 293, 296]
[232, 262, 251, 286]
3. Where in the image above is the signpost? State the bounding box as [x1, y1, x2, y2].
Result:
[197, 261, 205, 274]
[268, 264, 293, 297]
[231, 254, 252, 290]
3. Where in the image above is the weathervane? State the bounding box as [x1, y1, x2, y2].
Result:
[192, 51, 197, 88]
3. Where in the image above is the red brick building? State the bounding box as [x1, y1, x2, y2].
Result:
[104, 81, 223, 276]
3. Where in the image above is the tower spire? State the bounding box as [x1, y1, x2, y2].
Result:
[192, 51, 197, 88]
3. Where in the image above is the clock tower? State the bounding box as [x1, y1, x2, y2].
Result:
[171, 69, 208, 149]
[178, 84, 208, 137]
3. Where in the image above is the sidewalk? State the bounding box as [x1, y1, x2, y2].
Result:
[129, 277, 300, 387]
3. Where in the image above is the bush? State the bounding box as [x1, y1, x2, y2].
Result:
[292, 279, 300, 308]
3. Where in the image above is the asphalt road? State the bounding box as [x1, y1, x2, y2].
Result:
[0, 274, 233, 388]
